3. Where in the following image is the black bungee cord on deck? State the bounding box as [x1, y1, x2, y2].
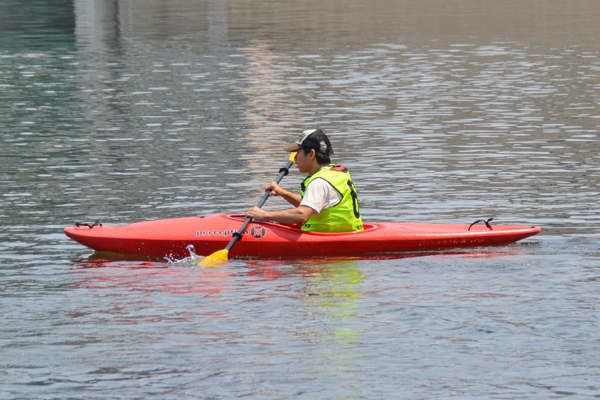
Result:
[468, 218, 493, 231]
[75, 220, 102, 229]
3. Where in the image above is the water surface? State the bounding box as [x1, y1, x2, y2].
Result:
[1, 0, 600, 398]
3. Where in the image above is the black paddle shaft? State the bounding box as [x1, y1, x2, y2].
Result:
[225, 159, 295, 251]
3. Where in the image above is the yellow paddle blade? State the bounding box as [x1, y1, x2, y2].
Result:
[289, 151, 297, 162]
[198, 249, 229, 267]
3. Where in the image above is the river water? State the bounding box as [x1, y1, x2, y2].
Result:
[1, 0, 600, 398]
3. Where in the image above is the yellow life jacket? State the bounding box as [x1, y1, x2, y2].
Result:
[300, 165, 364, 232]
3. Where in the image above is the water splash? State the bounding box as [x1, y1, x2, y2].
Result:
[165, 244, 206, 267]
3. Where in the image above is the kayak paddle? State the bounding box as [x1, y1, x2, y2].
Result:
[198, 152, 297, 266]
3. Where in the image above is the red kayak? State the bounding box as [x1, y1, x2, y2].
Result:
[64, 214, 542, 259]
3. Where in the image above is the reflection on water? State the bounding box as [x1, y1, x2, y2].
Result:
[73, 258, 230, 296]
[2, 0, 600, 398]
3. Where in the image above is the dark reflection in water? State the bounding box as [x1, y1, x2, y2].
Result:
[1, 0, 600, 398]
[0, 0, 75, 49]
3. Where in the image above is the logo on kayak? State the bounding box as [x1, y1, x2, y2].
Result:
[251, 226, 266, 239]
[196, 229, 247, 237]
[194, 227, 265, 238]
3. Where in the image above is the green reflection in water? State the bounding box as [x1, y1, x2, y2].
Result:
[300, 260, 368, 396]
[303, 261, 367, 341]
[304, 262, 364, 318]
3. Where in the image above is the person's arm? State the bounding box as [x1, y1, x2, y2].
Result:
[246, 205, 315, 225]
[265, 181, 302, 207]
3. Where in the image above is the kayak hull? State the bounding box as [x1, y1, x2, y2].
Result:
[64, 214, 542, 259]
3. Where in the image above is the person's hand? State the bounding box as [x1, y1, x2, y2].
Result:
[265, 181, 284, 197]
[246, 206, 268, 221]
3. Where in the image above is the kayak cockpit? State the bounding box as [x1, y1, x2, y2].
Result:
[225, 214, 379, 234]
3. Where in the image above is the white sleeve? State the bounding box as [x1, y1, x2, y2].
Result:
[299, 178, 342, 214]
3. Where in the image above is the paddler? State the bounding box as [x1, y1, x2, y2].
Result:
[245, 129, 364, 233]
